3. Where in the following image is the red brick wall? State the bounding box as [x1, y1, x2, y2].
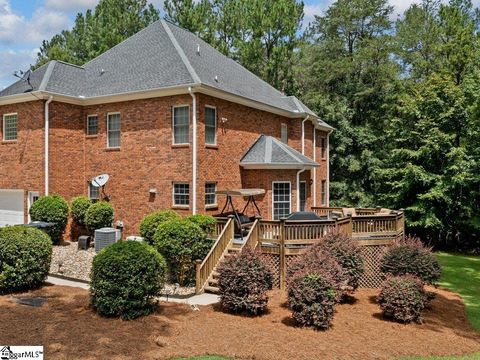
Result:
[0, 94, 329, 237]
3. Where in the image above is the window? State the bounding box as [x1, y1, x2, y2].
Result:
[300, 181, 307, 212]
[205, 106, 216, 145]
[173, 106, 189, 144]
[28, 191, 40, 222]
[173, 183, 190, 206]
[272, 182, 291, 220]
[281, 123, 288, 143]
[205, 182, 217, 206]
[321, 137, 326, 159]
[3, 113, 17, 141]
[321, 180, 327, 206]
[89, 183, 100, 201]
[107, 113, 121, 148]
[87, 115, 98, 135]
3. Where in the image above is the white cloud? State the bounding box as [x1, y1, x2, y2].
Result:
[45, 0, 99, 12]
[0, 48, 38, 90]
[303, 4, 325, 27]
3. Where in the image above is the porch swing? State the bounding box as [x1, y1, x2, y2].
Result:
[215, 189, 265, 239]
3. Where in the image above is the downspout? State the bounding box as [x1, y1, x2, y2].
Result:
[296, 168, 306, 212]
[301, 115, 309, 154]
[313, 126, 316, 207]
[44, 96, 53, 195]
[188, 87, 197, 214]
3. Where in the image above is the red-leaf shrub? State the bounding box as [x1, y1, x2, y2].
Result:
[217, 248, 273, 315]
[380, 236, 441, 285]
[377, 275, 428, 324]
[287, 271, 337, 330]
[319, 232, 364, 292]
[287, 244, 348, 301]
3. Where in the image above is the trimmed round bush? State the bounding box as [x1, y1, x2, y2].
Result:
[90, 241, 167, 320]
[71, 196, 92, 226]
[380, 236, 441, 285]
[288, 244, 348, 302]
[85, 201, 114, 232]
[217, 248, 273, 315]
[0, 226, 52, 293]
[153, 219, 213, 285]
[29, 194, 69, 244]
[377, 275, 428, 324]
[139, 210, 181, 244]
[185, 214, 217, 235]
[319, 232, 364, 292]
[288, 271, 337, 330]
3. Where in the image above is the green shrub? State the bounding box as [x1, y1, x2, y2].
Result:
[319, 232, 364, 292]
[217, 248, 273, 315]
[85, 201, 114, 232]
[29, 195, 69, 244]
[380, 236, 441, 285]
[71, 196, 92, 226]
[0, 226, 52, 293]
[287, 244, 348, 302]
[153, 219, 212, 286]
[185, 214, 217, 235]
[287, 271, 337, 330]
[377, 275, 428, 323]
[139, 210, 181, 244]
[90, 241, 167, 320]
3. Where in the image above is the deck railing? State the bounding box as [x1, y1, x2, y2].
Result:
[195, 217, 234, 294]
[243, 218, 260, 249]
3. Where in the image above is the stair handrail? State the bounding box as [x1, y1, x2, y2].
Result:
[242, 218, 259, 249]
[195, 217, 235, 294]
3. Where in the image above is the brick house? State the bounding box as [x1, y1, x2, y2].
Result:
[0, 20, 333, 236]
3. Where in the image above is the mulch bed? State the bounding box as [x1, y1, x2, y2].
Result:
[0, 285, 478, 360]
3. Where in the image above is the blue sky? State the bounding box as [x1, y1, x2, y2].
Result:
[0, 0, 444, 90]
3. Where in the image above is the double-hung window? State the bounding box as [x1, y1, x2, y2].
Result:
[205, 182, 217, 206]
[89, 183, 100, 201]
[87, 115, 98, 135]
[173, 106, 189, 144]
[205, 106, 216, 145]
[272, 181, 291, 220]
[3, 113, 17, 141]
[321, 137, 327, 159]
[173, 183, 190, 206]
[107, 113, 121, 148]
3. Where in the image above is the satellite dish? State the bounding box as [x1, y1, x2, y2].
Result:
[91, 174, 109, 187]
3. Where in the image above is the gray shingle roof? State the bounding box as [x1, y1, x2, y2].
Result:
[240, 135, 319, 169]
[0, 19, 331, 127]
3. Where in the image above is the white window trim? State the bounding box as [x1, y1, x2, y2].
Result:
[281, 123, 288, 144]
[172, 182, 190, 207]
[205, 105, 217, 146]
[106, 112, 121, 149]
[86, 114, 98, 136]
[172, 104, 190, 145]
[3, 113, 18, 141]
[272, 181, 291, 220]
[300, 180, 307, 212]
[205, 181, 217, 208]
[27, 191, 40, 223]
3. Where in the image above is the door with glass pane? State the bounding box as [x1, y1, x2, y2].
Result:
[272, 182, 291, 220]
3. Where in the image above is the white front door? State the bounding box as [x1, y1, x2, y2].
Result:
[0, 190, 24, 227]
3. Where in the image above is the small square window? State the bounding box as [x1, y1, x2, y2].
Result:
[205, 182, 217, 206]
[89, 183, 100, 201]
[3, 114, 17, 141]
[87, 115, 98, 135]
[173, 183, 190, 206]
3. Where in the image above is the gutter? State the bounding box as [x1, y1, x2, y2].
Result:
[296, 168, 306, 211]
[301, 115, 309, 154]
[188, 87, 197, 214]
[44, 96, 53, 195]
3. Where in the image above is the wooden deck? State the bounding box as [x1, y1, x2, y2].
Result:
[195, 207, 405, 293]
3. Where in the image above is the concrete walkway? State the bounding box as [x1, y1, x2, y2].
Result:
[46, 275, 220, 306]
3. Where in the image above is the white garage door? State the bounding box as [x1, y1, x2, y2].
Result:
[0, 190, 24, 227]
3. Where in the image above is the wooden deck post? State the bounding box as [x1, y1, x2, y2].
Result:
[279, 218, 286, 290]
[195, 259, 202, 294]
